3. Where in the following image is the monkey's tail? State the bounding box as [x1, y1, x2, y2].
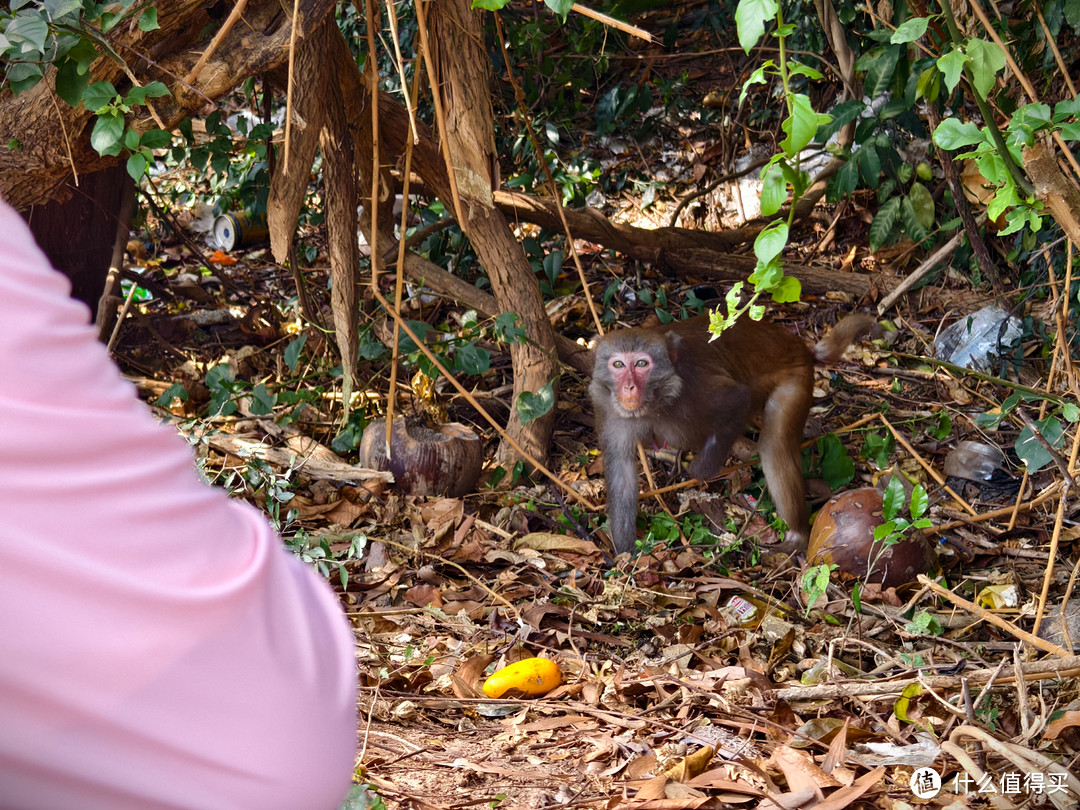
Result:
[813, 314, 880, 364]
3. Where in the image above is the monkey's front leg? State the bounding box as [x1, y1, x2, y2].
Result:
[687, 385, 751, 481]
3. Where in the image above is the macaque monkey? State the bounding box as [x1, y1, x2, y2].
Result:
[589, 313, 878, 555]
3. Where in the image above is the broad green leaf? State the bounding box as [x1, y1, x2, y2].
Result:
[735, 0, 778, 54]
[82, 80, 119, 111]
[909, 484, 929, 520]
[1064, 402, 1080, 423]
[248, 384, 278, 416]
[882, 476, 906, 520]
[1015, 417, 1064, 473]
[125, 151, 148, 180]
[769, 274, 801, 303]
[759, 163, 787, 216]
[140, 128, 172, 149]
[55, 55, 91, 106]
[543, 0, 573, 19]
[472, 0, 510, 9]
[5, 61, 44, 94]
[124, 128, 140, 150]
[787, 61, 824, 81]
[754, 221, 788, 265]
[45, 0, 83, 16]
[859, 46, 900, 97]
[90, 111, 125, 156]
[937, 48, 969, 93]
[454, 342, 491, 375]
[284, 335, 307, 372]
[857, 144, 882, 188]
[1054, 95, 1080, 120]
[818, 99, 864, 143]
[933, 118, 985, 150]
[6, 14, 49, 53]
[819, 434, 855, 488]
[964, 38, 1005, 99]
[907, 182, 935, 229]
[915, 65, 941, 103]
[517, 379, 556, 424]
[891, 17, 930, 44]
[781, 93, 830, 155]
[138, 6, 159, 30]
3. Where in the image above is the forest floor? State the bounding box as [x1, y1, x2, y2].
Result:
[110, 12, 1080, 810]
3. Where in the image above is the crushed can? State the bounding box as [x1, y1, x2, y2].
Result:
[214, 211, 269, 251]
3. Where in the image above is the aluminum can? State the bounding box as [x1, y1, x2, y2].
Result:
[214, 211, 269, 251]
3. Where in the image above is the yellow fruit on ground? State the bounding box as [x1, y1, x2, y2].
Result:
[482, 657, 562, 698]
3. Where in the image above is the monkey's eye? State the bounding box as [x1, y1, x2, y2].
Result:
[612, 360, 625, 369]
[635, 358, 649, 368]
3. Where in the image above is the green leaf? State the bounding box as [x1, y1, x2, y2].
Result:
[933, 118, 985, 150]
[964, 38, 1005, 99]
[735, 0, 778, 54]
[907, 182, 935, 229]
[55, 56, 92, 106]
[818, 100, 865, 143]
[769, 275, 801, 303]
[472, 0, 510, 9]
[249, 384, 277, 416]
[818, 434, 855, 488]
[781, 93, 830, 156]
[124, 128, 141, 150]
[82, 80, 119, 111]
[859, 46, 900, 97]
[759, 163, 787, 216]
[1015, 417, 1064, 473]
[6, 61, 44, 94]
[138, 6, 159, 30]
[454, 342, 491, 375]
[869, 196, 902, 251]
[891, 17, 930, 44]
[155, 382, 189, 408]
[1054, 95, 1080, 120]
[882, 476, 906, 520]
[542, 0, 573, 19]
[6, 13, 49, 53]
[857, 144, 882, 188]
[909, 485, 929, 520]
[284, 335, 307, 372]
[139, 128, 172, 149]
[90, 111, 125, 156]
[1063, 402, 1080, 423]
[936, 48, 969, 93]
[125, 151, 148, 180]
[753, 220, 788, 265]
[517, 379, 556, 424]
[900, 197, 930, 243]
[45, 0, 83, 16]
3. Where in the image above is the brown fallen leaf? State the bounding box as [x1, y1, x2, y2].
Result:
[450, 654, 493, 699]
[514, 531, 599, 555]
[664, 745, 714, 782]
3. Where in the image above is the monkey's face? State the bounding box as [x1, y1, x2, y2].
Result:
[591, 333, 681, 418]
[606, 349, 654, 411]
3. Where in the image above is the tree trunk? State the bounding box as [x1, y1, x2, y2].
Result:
[22, 166, 133, 315]
[429, 0, 559, 464]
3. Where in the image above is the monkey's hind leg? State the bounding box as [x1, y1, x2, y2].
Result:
[757, 379, 812, 552]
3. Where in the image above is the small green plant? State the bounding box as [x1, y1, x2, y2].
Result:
[801, 562, 837, 614]
[905, 608, 944, 637]
[874, 477, 932, 550]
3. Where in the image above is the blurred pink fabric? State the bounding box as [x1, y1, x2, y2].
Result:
[0, 199, 358, 809]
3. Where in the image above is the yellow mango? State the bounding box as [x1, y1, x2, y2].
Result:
[482, 657, 562, 698]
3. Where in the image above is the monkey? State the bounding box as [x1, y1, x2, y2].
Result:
[588, 313, 878, 555]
